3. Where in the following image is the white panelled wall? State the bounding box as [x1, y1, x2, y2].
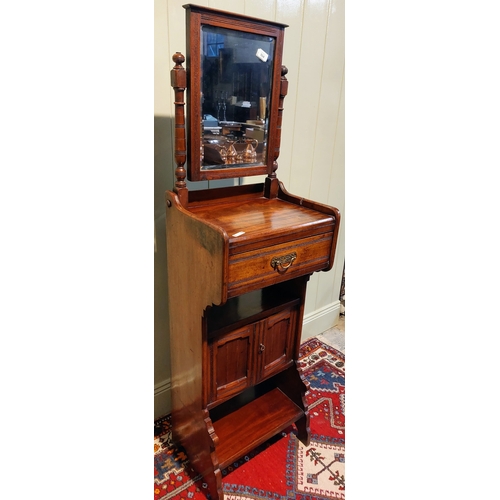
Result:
[154, 0, 345, 419]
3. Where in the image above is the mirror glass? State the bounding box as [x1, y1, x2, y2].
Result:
[200, 25, 275, 171]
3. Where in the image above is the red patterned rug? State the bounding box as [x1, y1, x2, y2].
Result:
[154, 337, 345, 499]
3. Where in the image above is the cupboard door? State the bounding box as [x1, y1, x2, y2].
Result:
[210, 325, 254, 403]
[258, 308, 295, 381]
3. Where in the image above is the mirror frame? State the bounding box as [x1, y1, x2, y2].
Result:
[184, 4, 287, 182]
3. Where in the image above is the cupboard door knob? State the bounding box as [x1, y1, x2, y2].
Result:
[270, 252, 297, 274]
[259, 343, 265, 352]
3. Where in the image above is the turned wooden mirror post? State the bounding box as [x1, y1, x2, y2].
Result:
[165, 6, 341, 500]
[265, 64, 288, 198]
[170, 51, 188, 207]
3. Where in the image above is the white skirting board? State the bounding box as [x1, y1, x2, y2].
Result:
[154, 300, 341, 420]
[300, 300, 341, 342]
[154, 379, 172, 420]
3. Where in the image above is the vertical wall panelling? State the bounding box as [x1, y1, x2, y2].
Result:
[327, 64, 345, 307]
[306, 0, 345, 316]
[306, 72, 345, 335]
[154, 0, 345, 417]
[244, 0, 276, 20]
[309, 0, 344, 204]
[274, 0, 305, 189]
[208, 0, 245, 13]
[288, 0, 330, 198]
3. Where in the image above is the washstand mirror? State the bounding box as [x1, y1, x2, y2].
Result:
[184, 4, 287, 181]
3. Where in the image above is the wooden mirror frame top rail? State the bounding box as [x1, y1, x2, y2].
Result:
[165, 5, 341, 500]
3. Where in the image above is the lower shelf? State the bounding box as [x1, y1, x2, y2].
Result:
[211, 387, 303, 469]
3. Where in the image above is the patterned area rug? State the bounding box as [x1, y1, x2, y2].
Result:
[154, 337, 345, 499]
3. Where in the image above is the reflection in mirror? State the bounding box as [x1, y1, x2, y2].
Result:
[200, 25, 275, 171]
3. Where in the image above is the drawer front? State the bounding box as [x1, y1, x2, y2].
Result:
[227, 232, 333, 296]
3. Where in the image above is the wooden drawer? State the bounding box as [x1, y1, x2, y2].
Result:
[227, 232, 333, 297]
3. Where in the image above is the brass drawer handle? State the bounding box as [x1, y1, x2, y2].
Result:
[270, 252, 297, 274]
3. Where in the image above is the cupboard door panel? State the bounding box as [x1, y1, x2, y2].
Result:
[259, 309, 295, 380]
[211, 325, 254, 403]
